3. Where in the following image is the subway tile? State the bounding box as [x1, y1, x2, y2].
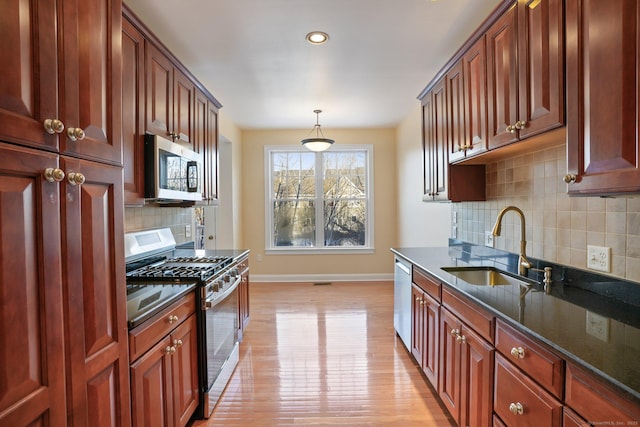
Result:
[606, 211, 627, 234]
[587, 197, 606, 212]
[606, 198, 627, 212]
[586, 231, 605, 246]
[586, 211, 606, 233]
[571, 211, 587, 231]
[626, 258, 640, 283]
[606, 233, 627, 256]
[627, 212, 640, 236]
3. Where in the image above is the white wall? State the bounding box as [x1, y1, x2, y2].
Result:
[395, 105, 451, 247]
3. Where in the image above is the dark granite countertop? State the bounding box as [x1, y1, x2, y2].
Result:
[391, 242, 640, 403]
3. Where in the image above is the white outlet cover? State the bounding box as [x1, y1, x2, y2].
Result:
[586, 310, 610, 342]
[587, 245, 611, 273]
[485, 231, 494, 247]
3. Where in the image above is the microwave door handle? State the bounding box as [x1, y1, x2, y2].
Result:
[187, 161, 198, 192]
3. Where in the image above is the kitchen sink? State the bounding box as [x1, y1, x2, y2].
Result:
[441, 266, 533, 287]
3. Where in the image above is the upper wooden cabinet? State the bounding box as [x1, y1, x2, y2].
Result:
[486, 0, 564, 150]
[565, 0, 640, 195]
[0, 0, 122, 165]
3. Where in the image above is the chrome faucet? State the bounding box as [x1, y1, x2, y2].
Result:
[492, 206, 532, 276]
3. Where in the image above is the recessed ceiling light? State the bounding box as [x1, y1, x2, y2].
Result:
[306, 31, 329, 45]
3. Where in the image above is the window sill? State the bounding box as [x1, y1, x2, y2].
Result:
[265, 247, 374, 255]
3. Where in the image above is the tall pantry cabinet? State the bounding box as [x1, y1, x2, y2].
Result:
[0, 0, 131, 426]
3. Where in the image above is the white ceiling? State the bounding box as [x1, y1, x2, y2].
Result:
[124, 0, 501, 130]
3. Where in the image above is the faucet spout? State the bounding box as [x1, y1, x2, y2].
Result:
[492, 206, 531, 276]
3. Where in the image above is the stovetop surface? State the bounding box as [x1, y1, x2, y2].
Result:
[126, 255, 233, 282]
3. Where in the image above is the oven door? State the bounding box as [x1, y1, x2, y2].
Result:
[200, 276, 240, 418]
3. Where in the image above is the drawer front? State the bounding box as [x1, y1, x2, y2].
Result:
[412, 266, 441, 302]
[495, 319, 564, 398]
[442, 286, 494, 343]
[129, 292, 196, 362]
[565, 362, 640, 425]
[494, 353, 562, 427]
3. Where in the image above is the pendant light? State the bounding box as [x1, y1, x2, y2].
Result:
[301, 110, 335, 152]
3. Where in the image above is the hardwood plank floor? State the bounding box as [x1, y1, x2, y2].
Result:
[190, 281, 455, 426]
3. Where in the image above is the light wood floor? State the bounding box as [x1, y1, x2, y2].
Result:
[190, 281, 455, 426]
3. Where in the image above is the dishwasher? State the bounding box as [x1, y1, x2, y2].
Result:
[393, 256, 412, 350]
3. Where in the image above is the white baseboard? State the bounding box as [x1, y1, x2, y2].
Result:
[250, 273, 393, 283]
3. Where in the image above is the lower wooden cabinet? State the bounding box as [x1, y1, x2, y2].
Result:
[130, 297, 199, 427]
[411, 284, 440, 387]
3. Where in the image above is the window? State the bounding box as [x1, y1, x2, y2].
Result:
[265, 145, 373, 252]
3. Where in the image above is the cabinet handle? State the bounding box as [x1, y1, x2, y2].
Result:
[510, 346, 526, 359]
[167, 315, 179, 324]
[506, 124, 516, 133]
[173, 339, 183, 347]
[563, 174, 577, 183]
[165, 345, 176, 355]
[456, 334, 466, 344]
[43, 119, 65, 134]
[514, 120, 527, 130]
[415, 296, 423, 302]
[44, 168, 65, 183]
[450, 328, 460, 337]
[67, 172, 86, 186]
[67, 127, 86, 142]
[509, 402, 524, 415]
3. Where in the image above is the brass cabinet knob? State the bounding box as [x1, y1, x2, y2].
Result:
[173, 339, 183, 347]
[165, 346, 176, 355]
[450, 328, 460, 337]
[67, 172, 86, 186]
[514, 120, 527, 130]
[563, 174, 577, 183]
[168, 315, 179, 324]
[456, 334, 466, 344]
[510, 346, 526, 359]
[67, 127, 86, 141]
[509, 402, 524, 415]
[43, 119, 64, 134]
[506, 124, 516, 133]
[44, 168, 65, 183]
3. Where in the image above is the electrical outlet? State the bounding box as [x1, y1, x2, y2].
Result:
[484, 231, 494, 247]
[451, 225, 457, 239]
[452, 211, 457, 224]
[586, 310, 610, 342]
[587, 245, 611, 272]
[185, 224, 192, 238]
[256, 254, 262, 262]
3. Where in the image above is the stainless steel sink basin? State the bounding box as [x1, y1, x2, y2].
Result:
[441, 266, 532, 287]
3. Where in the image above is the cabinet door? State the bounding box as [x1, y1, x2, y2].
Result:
[517, 0, 564, 139]
[122, 17, 146, 205]
[565, 0, 640, 195]
[439, 308, 463, 422]
[59, 0, 122, 164]
[422, 292, 440, 388]
[173, 70, 194, 144]
[447, 60, 467, 163]
[205, 100, 220, 202]
[146, 42, 174, 138]
[0, 0, 59, 151]
[421, 96, 435, 201]
[460, 325, 494, 427]
[131, 337, 174, 427]
[60, 157, 131, 427]
[171, 315, 199, 427]
[432, 79, 449, 201]
[462, 36, 488, 160]
[0, 144, 66, 427]
[411, 285, 425, 363]
[487, 2, 519, 149]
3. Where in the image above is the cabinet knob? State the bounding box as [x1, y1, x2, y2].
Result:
[167, 315, 179, 324]
[165, 345, 176, 355]
[43, 119, 65, 134]
[67, 127, 86, 142]
[450, 328, 460, 337]
[456, 334, 466, 344]
[67, 172, 86, 186]
[563, 174, 577, 183]
[514, 120, 527, 130]
[44, 168, 65, 183]
[510, 346, 526, 359]
[173, 339, 183, 347]
[506, 124, 516, 133]
[509, 402, 524, 415]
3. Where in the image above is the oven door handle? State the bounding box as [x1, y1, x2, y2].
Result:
[202, 276, 241, 310]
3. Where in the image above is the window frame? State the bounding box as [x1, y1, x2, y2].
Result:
[264, 144, 374, 254]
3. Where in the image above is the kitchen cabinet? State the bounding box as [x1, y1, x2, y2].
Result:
[193, 88, 220, 203]
[130, 295, 199, 427]
[122, 17, 146, 205]
[0, 0, 122, 164]
[411, 272, 440, 388]
[563, 408, 589, 427]
[439, 307, 494, 427]
[565, 0, 640, 195]
[0, 0, 130, 425]
[486, 0, 564, 149]
[237, 256, 251, 341]
[421, 79, 485, 202]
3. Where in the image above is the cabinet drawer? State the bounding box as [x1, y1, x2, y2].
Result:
[494, 353, 562, 427]
[495, 319, 564, 398]
[412, 266, 441, 302]
[129, 293, 196, 362]
[565, 362, 640, 425]
[442, 286, 494, 343]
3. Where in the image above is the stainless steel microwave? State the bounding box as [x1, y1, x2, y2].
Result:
[144, 134, 202, 202]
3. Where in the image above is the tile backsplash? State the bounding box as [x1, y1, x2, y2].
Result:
[453, 143, 640, 284]
[124, 206, 195, 245]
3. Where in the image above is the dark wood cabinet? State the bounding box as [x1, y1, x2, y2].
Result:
[487, 0, 564, 150]
[411, 281, 440, 388]
[130, 297, 199, 427]
[122, 17, 146, 205]
[0, 143, 67, 427]
[565, 0, 640, 195]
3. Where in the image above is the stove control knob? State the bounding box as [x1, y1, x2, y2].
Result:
[230, 268, 238, 278]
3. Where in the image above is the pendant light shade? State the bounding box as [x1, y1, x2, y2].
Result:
[301, 110, 335, 152]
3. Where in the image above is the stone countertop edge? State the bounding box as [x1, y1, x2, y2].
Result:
[391, 243, 640, 404]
